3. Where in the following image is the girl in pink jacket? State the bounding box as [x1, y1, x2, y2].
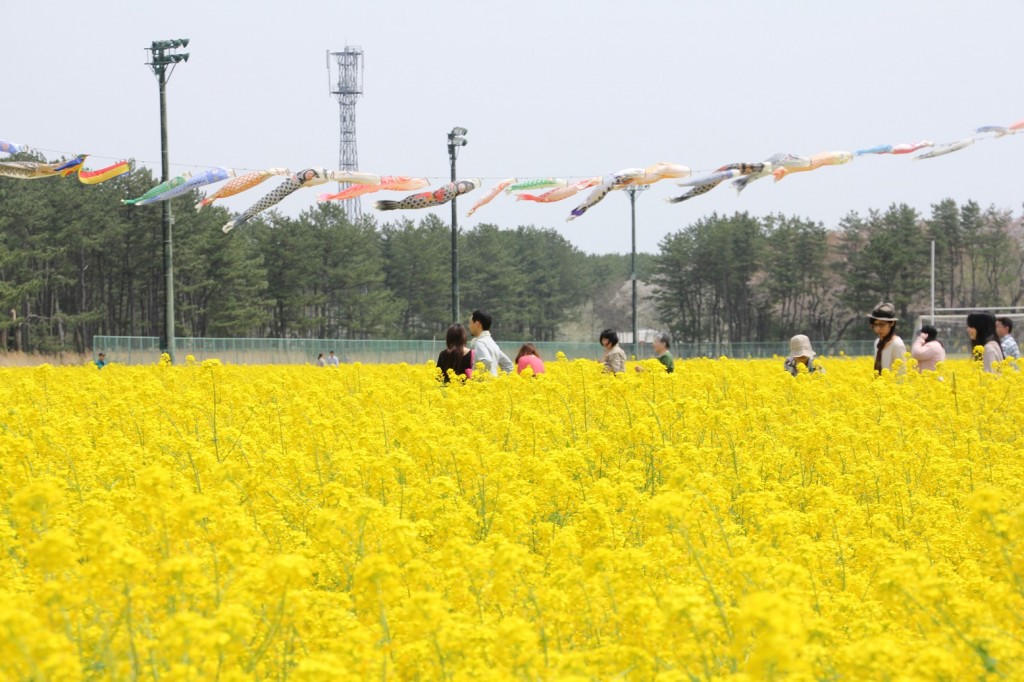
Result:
[911, 324, 946, 372]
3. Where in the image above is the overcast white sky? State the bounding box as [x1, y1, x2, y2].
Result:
[3, 1, 1022, 254]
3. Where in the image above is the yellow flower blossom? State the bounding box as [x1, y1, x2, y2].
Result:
[0, 356, 1020, 678]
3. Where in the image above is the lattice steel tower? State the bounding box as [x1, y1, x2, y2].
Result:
[327, 46, 364, 222]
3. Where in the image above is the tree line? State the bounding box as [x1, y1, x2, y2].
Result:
[1, 154, 1022, 353]
[652, 202, 1024, 345]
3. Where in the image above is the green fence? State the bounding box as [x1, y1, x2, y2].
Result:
[92, 336, 882, 366]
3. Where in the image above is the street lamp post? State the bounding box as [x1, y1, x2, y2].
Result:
[625, 185, 649, 360]
[447, 127, 468, 323]
[146, 39, 189, 363]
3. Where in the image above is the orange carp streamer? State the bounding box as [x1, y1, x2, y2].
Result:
[196, 168, 290, 211]
[466, 177, 517, 217]
[773, 151, 854, 181]
[318, 176, 428, 202]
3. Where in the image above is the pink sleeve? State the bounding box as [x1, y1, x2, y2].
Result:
[465, 350, 474, 379]
[912, 336, 942, 362]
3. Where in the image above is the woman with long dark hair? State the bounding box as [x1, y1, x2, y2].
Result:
[966, 312, 1004, 373]
[436, 323, 475, 383]
[868, 302, 906, 374]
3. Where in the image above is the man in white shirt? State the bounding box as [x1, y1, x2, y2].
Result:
[468, 310, 514, 376]
[326, 350, 340, 367]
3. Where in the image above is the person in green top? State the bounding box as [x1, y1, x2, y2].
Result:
[653, 332, 674, 373]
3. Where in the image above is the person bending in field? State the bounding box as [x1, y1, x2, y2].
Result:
[637, 332, 675, 374]
[783, 334, 820, 376]
[515, 343, 545, 376]
[652, 332, 674, 373]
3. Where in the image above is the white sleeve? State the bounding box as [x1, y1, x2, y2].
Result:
[893, 337, 907, 359]
[497, 349, 514, 373]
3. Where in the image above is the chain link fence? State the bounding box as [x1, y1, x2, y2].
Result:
[92, 336, 882, 366]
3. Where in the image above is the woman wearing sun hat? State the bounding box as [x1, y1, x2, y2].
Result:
[868, 302, 906, 373]
[783, 334, 821, 376]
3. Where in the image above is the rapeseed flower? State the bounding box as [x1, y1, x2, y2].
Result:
[0, 356, 1020, 678]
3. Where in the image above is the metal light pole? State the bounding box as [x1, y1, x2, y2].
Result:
[447, 127, 468, 322]
[930, 239, 935, 324]
[146, 39, 189, 363]
[625, 185, 649, 360]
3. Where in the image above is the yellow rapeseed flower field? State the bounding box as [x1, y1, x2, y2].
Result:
[0, 353, 1021, 680]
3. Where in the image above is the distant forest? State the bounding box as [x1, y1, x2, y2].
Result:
[1, 156, 1022, 353]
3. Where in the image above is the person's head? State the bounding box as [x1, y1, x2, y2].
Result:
[966, 312, 997, 344]
[469, 310, 492, 337]
[996, 317, 1014, 339]
[919, 325, 939, 343]
[98, 352, 105, 360]
[445, 323, 467, 351]
[515, 343, 539, 363]
[868, 302, 898, 339]
[317, 353, 324, 359]
[329, 350, 336, 356]
[599, 329, 619, 349]
[653, 332, 671, 356]
[788, 334, 815, 364]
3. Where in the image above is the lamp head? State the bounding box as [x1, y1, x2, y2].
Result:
[448, 127, 468, 149]
[151, 38, 189, 51]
